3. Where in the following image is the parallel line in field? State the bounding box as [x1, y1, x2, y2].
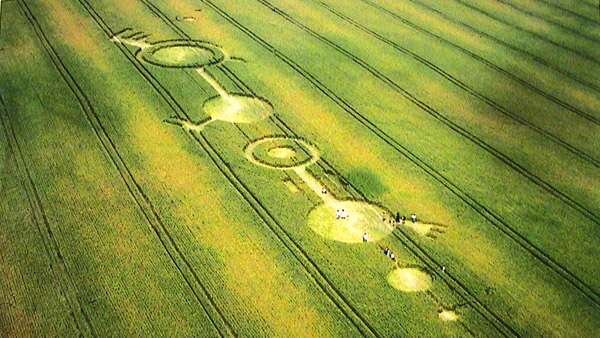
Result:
[12, 2, 113, 336]
[223, 62, 507, 337]
[390, 229, 493, 335]
[75, 2, 238, 336]
[216, 31, 409, 205]
[354, 0, 600, 127]
[22, 1, 233, 336]
[403, 0, 600, 95]
[453, 0, 600, 59]
[219, 65, 377, 212]
[199, 0, 600, 309]
[217, 64, 358, 198]
[234, 66, 507, 336]
[534, 0, 600, 26]
[269, 115, 485, 337]
[189, 130, 384, 338]
[183, 69, 209, 95]
[216, 65, 338, 178]
[219, 63, 481, 336]
[136, 1, 384, 335]
[83, 1, 382, 336]
[206, 3, 518, 337]
[490, 0, 600, 45]
[317, 1, 599, 168]
[0, 96, 91, 337]
[258, 0, 600, 233]
[268, 114, 505, 337]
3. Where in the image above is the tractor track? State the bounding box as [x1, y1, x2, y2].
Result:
[216, 64, 344, 180]
[355, 0, 600, 127]
[136, 1, 385, 336]
[390, 229, 515, 337]
[10, 1, 111, 336]
[490, 0, 600, 45]
[316, 1, 599, 168]
[453, 0, 600, 61]
[405, 0, 600, 94]
[199, 0, 600, 309]
[257, 0, 600, 226]
[75, 1, 237, 336]
[80, 0, 383, 336]
[224, 64, 505, 335]
[257, 95, 513, 336]
[22, 1, 234, 336]
[0, 96, 92, 337]
[270, 116, 503, 338]
[219, 64, 380, 208]
[217, 58, 488, 337]
[136, 1, 387, 336]
[535, 0, 600, 26]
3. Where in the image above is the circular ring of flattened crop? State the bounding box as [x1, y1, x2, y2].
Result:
[245, 136, 320, 170]
[138, 40, 225, 68]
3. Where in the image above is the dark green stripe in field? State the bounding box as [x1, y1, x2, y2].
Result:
[402, 0, 600, 93]
[196, 0, 600, 280]
[65, 0, 468, 335]
[0, 92, 76, 336]
[477, 0, 600, 45]
[1, 0, 599, 336]
[543, 0, 600, 23]
[0, 2, 225, 336]
[316, 0, 599, 167]
[451, 0, 600, 62]
[253, 0, 600, 223]
[363, 0, 600, 121]
[7, 0, 381, 336]
[151, 0, 600, 334]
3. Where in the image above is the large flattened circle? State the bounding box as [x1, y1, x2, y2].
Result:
[139, 40, 224, 68]
[245, 136, 319, 170]
[204, 94, 273, 124]
[387, 267, 432, 292]
[307, 200, 394, 243]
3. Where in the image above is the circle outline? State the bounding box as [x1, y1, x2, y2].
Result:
[137, 40, 225, 68]
[244, 136, 320, 170]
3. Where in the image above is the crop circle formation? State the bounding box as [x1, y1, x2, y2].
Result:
[245, 136, 320, 170]
[138, 40, 225, 68]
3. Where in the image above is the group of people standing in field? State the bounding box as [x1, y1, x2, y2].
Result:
[323, 182, 448, 271]
[335, 209, 349, 220]
[382, 246, 396, 261]
[368, 211, 419, 264]
[360, 211, 419, 246]
[381, 211, 418, 226]
[323, 184, 421, 264]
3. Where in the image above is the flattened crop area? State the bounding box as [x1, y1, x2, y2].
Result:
[1, 0, 599, 336]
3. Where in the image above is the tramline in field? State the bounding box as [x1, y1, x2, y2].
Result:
[111, 22, 444, 301]
[1, 0, 599, 336]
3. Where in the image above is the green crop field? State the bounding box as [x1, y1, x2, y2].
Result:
[1, 0, 599, 336]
